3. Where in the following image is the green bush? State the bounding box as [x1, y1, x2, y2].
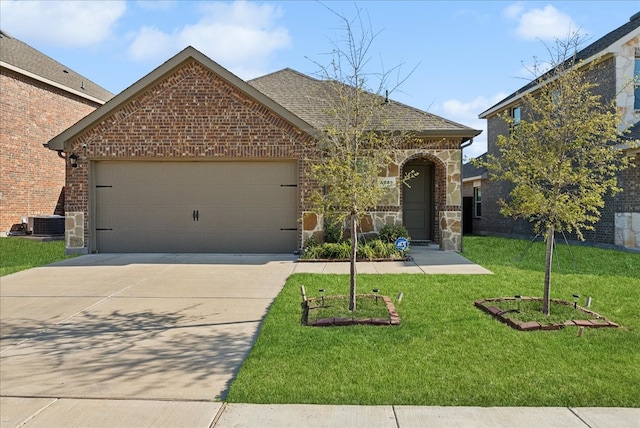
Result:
[301, 239, 404, 260]
[378, 224, 409, 243]
[323, 220, 344, 243]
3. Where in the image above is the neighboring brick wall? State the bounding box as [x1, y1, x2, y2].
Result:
[0, 68, 100, 234]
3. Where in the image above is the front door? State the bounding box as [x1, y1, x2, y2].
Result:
[403, 160, 434, 241]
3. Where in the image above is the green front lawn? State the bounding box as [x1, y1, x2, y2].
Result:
[0, 238, 73, 276]
[226, 236, 640, 406]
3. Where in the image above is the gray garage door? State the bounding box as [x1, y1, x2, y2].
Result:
[94, 161, 298, 253]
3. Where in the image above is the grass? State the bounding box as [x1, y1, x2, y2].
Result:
[226, 236, 640, 407]
[490, 299, 598, 324]
[307, 295, 390, 323]
[0, 238, 74, 276]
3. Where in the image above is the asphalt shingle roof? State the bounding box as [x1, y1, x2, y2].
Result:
[463, 153, 487, 179]
[0, 30, 113, 102]
[249, 68, 480, 137]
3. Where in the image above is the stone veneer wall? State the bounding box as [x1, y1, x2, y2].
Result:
[615, 212, 640, 249]
[301, 141, 465, 251]
[65, 212, 84, 250]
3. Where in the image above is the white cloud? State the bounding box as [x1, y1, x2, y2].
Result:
[502, 2, 525, 20]
[505, 4, 578, 41]
[127, 1, 291, 79]
[0, 0, 126, 47]
[439, 93, 509, 160]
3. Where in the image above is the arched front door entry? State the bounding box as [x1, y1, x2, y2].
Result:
[403, 159, 435, 242]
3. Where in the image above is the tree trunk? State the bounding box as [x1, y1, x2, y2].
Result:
[349, 213, 357, 311]
[543, 225, 554, 316]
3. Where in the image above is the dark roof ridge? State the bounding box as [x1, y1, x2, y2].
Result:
[249, 67, 323, 83]
[0, 29, 113, 103]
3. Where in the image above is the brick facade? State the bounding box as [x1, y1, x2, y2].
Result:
[64, 60, 316, 251]
[0, 68, 101, 234]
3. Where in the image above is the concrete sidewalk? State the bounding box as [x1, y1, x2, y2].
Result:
[3, 399, 638, 427]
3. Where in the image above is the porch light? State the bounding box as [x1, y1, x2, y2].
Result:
[69, 153, 78, 168]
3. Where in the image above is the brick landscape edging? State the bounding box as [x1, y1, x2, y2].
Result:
[474, 297, 619, 331]
[304, 294, 400, 326]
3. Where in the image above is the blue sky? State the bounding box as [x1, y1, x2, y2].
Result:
[1, 1, 637, 160]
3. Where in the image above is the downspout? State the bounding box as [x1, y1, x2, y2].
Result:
[459, 138, 474, 253]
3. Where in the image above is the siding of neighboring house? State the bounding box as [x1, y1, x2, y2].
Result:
[0, 67, 101, 234]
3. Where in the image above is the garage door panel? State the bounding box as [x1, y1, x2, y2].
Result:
[94, 161, 298, 253]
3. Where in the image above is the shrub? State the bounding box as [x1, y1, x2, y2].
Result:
[324, 220, 344, 243]
[301, 239, 404, 260]
[378, 224, 409, 243]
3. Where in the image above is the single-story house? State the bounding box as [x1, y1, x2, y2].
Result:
[45, 46, 481, 254]
[0, 30, 113, 236]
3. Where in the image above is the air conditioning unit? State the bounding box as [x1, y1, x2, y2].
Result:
[28, 215, 65, 236]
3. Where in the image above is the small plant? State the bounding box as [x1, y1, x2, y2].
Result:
[378, 224, 409, 243]
[301, 239, 405, 260]
[303, 236, 321, 252]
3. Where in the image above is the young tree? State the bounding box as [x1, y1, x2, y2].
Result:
[477, 36, 634, 315]
[308, 7, 416, 311]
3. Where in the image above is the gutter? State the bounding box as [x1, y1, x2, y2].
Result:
[459, 138, 474, 253]
[1, 61, 109, 105]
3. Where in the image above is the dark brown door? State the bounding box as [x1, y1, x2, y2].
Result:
[402, 160, 434, 241]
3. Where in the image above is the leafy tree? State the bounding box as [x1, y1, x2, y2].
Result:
[308, 7, 416, 311]
[477, 36, 635, 315]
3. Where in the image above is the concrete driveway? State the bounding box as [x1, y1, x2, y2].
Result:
[1, 254, 296, 419]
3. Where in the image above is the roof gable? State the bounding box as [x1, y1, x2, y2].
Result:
[462, 153, 487, 180]
[0, 30, 113, 103]
[249, 68, 481, 139]
[46, 47, 317, 151]
[479, 12, 640, 118]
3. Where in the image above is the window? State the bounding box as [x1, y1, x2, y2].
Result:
[474, 187, 482, 218]
[634, 54, 640, 110]
[510, 106, 521, 124]
[509, 106, 521, 134]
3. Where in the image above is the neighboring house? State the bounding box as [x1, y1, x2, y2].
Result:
[45, 46, 480, 254]
[462, 153, 487, 235]
[0, 31, 113, 236]
[476, 12, 640, 250]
